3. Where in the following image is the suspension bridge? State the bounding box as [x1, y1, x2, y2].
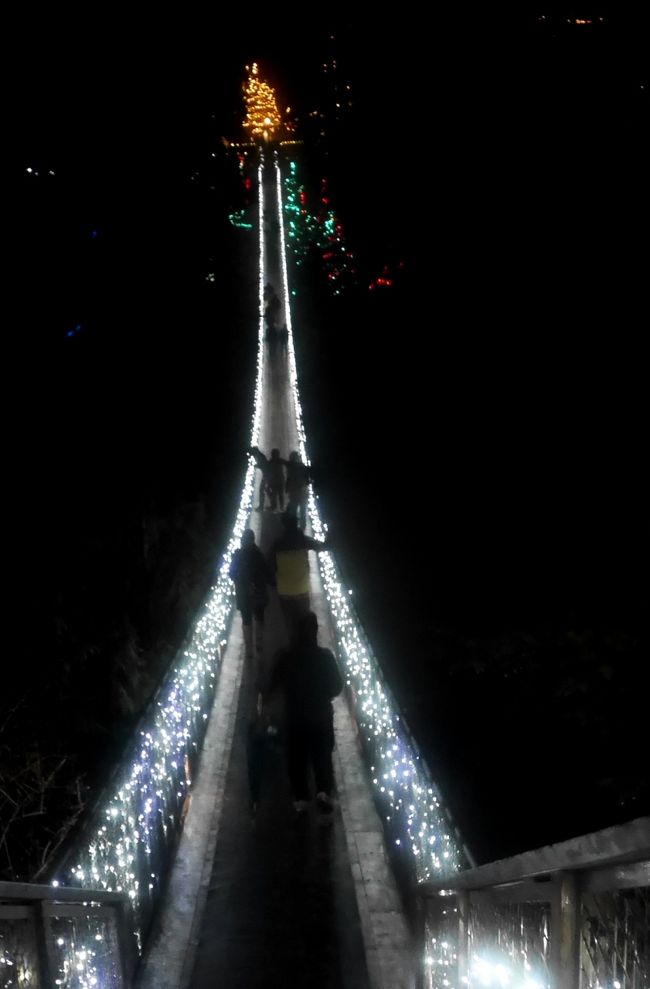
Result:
[1, 146, 648, 989]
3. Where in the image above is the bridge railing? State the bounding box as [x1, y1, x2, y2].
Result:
[45, 464, 258, 978]
[328, 551, 471, 882]
[0, 880, 133, 987]
[40, 164, 269, 979]
[1, 168, 268, 985]
[414, 816, 650, 989]
[273, 151, 471, 889]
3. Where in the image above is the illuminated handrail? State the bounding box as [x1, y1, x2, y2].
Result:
[14, 147, 471, 986]
[0, 880, 132, 988]
[47, 157, 271, 976]
[274, 150, 469, 886]
[415, 817, 650, 989]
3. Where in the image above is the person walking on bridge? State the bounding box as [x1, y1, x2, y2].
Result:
[229, 529, 274, 669]
[283, 450, 310, 530]
[270, 512, 329, 640]
[270, 610, 342, 814]
[249, 446, 286, 512]
[248, 446, 269, 511]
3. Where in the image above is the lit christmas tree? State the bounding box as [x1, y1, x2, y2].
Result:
[242, 63, 281, 143]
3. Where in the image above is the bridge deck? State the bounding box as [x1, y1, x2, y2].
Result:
[137, 163, 413, 989]
[189, 565, 373, 989]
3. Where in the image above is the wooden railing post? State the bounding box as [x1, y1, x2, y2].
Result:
[412, 889, 427, 989]
[115, 900, 133, 988]
[457, 890, 470, 987]
[33, 900, 57, 988]
[551, 871, 580, 989]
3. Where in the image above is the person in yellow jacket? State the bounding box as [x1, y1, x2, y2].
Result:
[270, 513, 329, 641]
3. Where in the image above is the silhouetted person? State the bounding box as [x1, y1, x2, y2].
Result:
[264, 322, 278, 349]
[229, 529, 274, 667]
[248, 446, 269, 511]
[283, 451, 310, 530]
[264, 286, 281, 331]
[269, 512, 329, 639]
[249, 446, 285, 512]
[265, 448, 285, 510]
[270, 611, 342, 813]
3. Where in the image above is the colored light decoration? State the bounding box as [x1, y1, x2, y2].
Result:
[242, 63, 282, 143]
[283, 160, 319, 265]
[282, 161, 356, 294]
[228, 209, 253, 230]
[369, 265, 395, 291]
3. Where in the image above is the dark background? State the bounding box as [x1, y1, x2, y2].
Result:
[5, 10, 648, 875]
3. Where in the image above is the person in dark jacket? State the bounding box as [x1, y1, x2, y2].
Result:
[249, 446, 285, 512]
[229, 529, 274, 664]
[283, 450, 310, 530]
[248, 446, 269, 511]
[270, 611, 343, 813]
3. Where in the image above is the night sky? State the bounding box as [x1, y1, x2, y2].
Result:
[7, 11, 649, 868]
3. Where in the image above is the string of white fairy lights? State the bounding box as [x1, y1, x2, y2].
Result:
[274, 153, 465, 885]
[42, 149, 464, 988]
[276, 154, 553, 989]
[44, 160, 270, 988]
